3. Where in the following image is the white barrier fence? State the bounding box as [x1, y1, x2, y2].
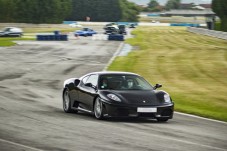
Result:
[187, 27, 227, 40]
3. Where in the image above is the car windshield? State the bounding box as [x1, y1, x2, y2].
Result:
[2, 28, 10, 32]
[118, 25, 125, 29]
[83, 28, 90, 31]
[99, 74, 153, 90]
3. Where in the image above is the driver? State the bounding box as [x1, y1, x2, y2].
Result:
[127, 79, 134, 88]
[101, 78, 108, 89]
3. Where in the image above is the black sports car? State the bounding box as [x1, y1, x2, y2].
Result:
[62, 71, 174, 121]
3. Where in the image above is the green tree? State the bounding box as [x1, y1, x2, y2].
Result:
[146, 0, 162, 12]
[119, 0, 140, 22]
[67, 0, 121, 21]
[0, 0, 139, 23]
[0, 0, 17, 22]
[14, 0, 72, 23]
[212, 0, 227, 32]
[67, 0, 139, 22]
[148, 0, 159, 9]
[165, 0, 181, 10]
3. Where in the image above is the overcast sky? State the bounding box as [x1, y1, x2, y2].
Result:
[128, 0, 212, 5]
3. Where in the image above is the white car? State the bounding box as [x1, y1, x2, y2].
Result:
[0, 27, 23, 37]
[69, 23, 83, 28]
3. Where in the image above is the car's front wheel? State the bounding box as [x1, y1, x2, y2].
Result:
[63, 89, 76, 113]
[94, 97, 104, 119]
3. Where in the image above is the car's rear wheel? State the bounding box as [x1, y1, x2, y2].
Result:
[63, 89, 75, 113]
[156, 118, 169, 122]
[94, 97, 104, 119]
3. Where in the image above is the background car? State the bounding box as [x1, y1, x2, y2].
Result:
[62, 71, 174, 122]
[104, 22, 118, 29]
[118, 24, 127, 35]
[0, 27, 23, 37]
[74, 28, 97, 37]
[129, 23, 136, 28]
[104, 26, 119, 35]
[68, 23, 83, 28]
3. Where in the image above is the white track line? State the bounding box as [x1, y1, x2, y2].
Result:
[0, 138, 44, 151]
[175, 112, 227, 124]
[103, 42, 124, 71]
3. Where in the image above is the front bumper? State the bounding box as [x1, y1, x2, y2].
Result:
[102, 102, 174, 119]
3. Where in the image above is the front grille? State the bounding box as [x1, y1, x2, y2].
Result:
[127, 96, 160, 105]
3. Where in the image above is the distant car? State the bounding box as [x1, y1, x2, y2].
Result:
[104, 26, 119, 35]
[69, 23, 83, 28]
[151, 20, 160, 23]
[62, 71, 174, 121]
[74, 28, 97, 37]
[0, 27, 23, 37]
[129, 23, 136, 28]
[118, 24, 127, 35]
[104, 22, 118, 29]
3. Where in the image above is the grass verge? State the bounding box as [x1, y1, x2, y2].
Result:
[0, 37, 35, 46]
[0, 27, 77, 47]
[108, 26, 227, 122]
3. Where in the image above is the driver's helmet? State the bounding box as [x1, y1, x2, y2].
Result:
[127, 79, 134, 88]
[101, 78, 108, 89]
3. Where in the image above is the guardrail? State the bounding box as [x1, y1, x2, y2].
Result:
[108, 34, 124, 41]
[36, 31, 68, 41]
[187, 27, 227, 40]
[171, 23, 200, 27]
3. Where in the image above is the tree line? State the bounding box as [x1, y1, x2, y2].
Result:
[143, 0, 181, 12]
[0, 0, 139, 23]
[212, 0, 227, 32]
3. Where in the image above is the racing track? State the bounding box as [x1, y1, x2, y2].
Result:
[0, 33, 227, 151]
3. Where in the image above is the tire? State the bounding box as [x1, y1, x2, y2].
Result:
[94, 97, 104, 119]
[63, 89, 75, 113]
[156, 118, 169, 122]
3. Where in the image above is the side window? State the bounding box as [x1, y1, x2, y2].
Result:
[86, 74, 98, 86]
[4, 28, 10, 32]
[82, 76, 89, 84]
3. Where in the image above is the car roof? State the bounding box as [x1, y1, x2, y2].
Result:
[86, 71, 140, 76]
[79, 71, 141, 81]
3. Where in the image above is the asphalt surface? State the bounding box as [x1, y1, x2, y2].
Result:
[0, 33, 227, 151]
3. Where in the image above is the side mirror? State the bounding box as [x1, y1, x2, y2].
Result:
[74, 79, 80, 87]
[85, 83, 98, 91]
[85, 83, 93, 87]
[154, 84, 162, 90]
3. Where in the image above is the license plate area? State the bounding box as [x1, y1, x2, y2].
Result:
[137, 107, 157, 113]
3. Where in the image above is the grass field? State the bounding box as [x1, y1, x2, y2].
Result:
[0, 37, 35, 46]
[22, 27, 76, 33]
[139, 16, 207, 24]
[108, 26, 227, 121]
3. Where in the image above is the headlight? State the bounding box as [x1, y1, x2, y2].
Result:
[107, 94, 121, 102]
[164, 94, 171, 103]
